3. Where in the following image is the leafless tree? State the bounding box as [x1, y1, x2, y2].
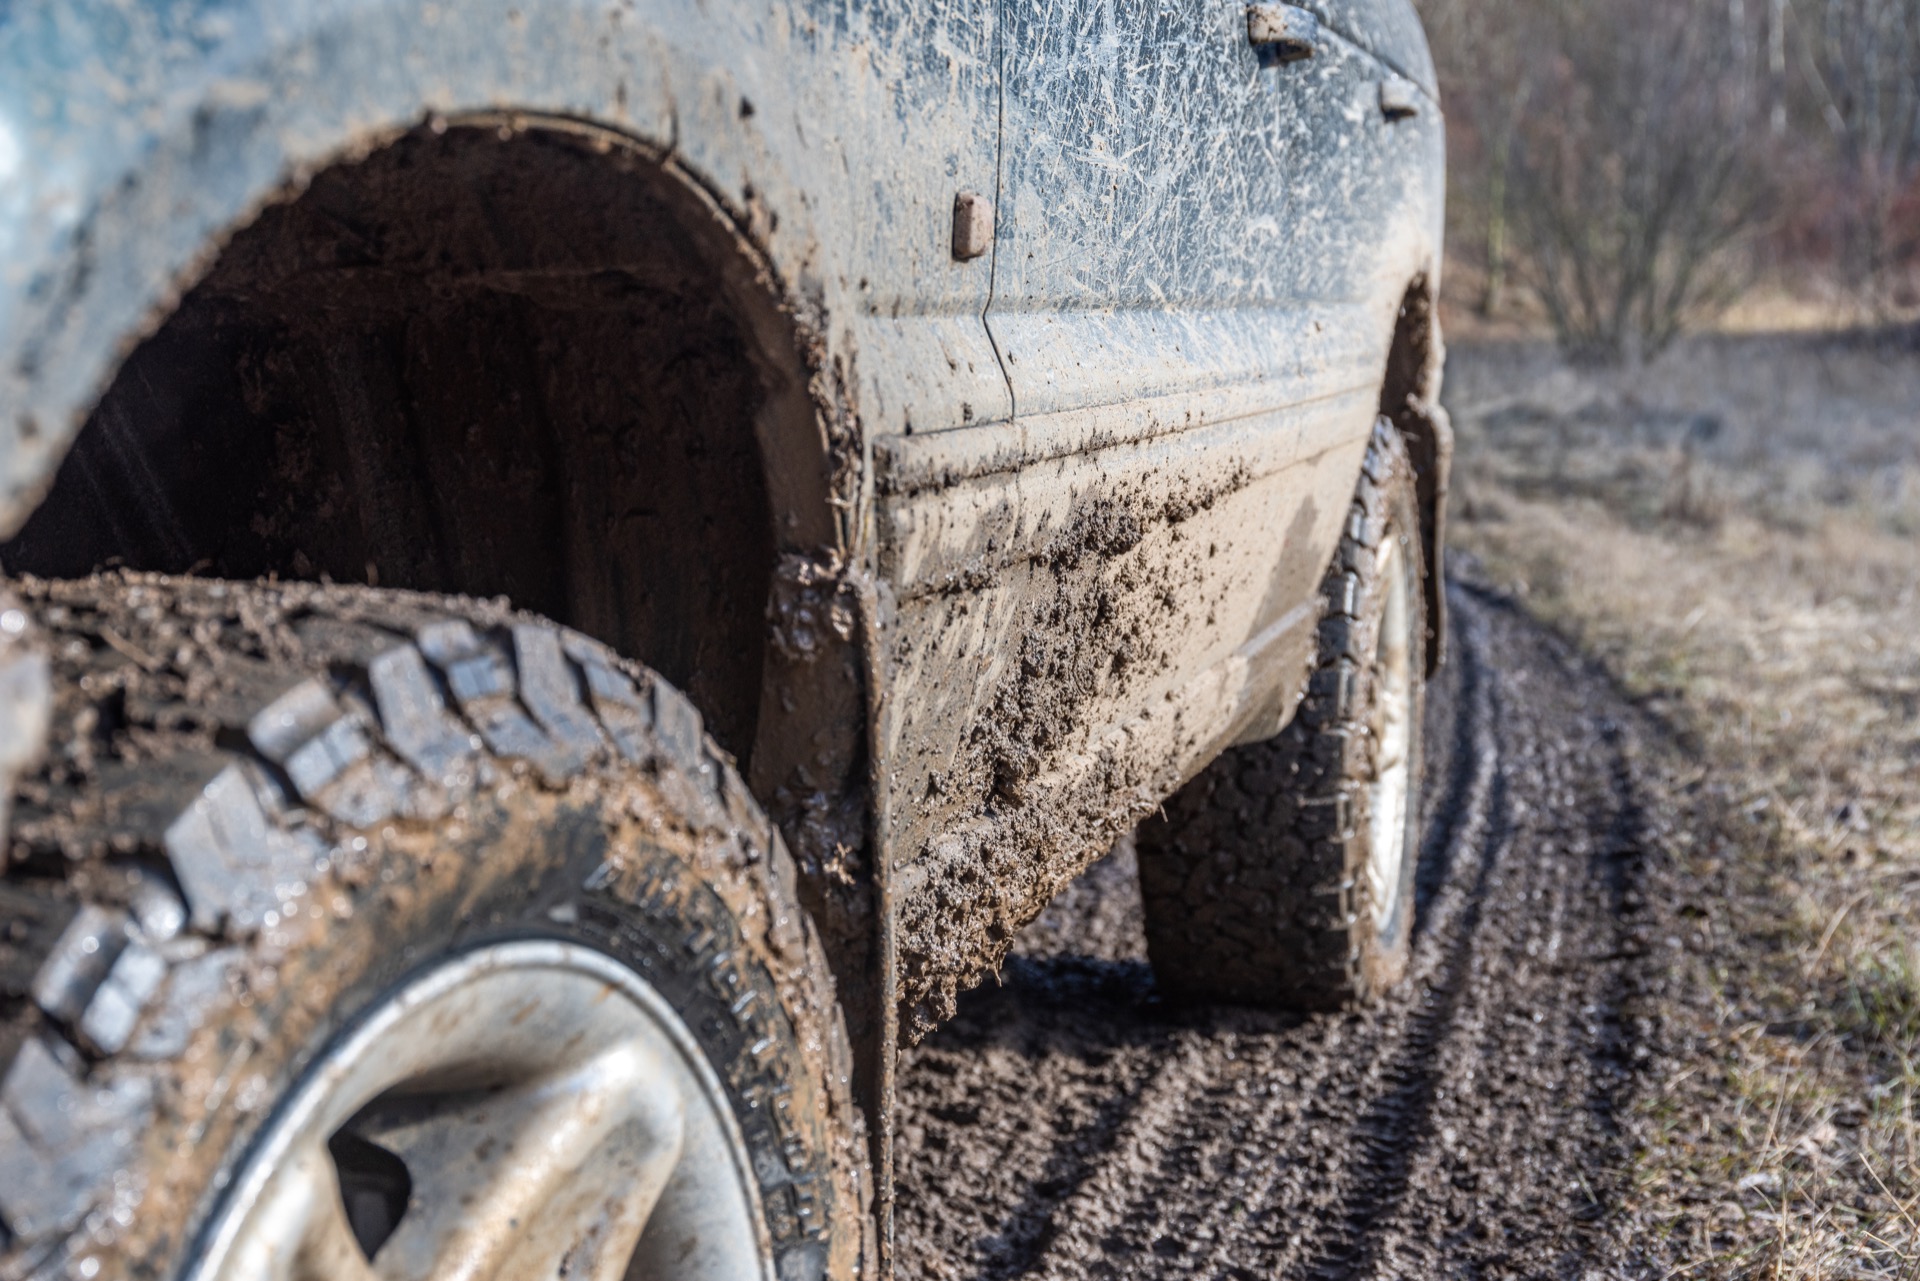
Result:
[1419, 0, 1919, 344]
[1504, 0, 1769, 363]
[1793, 0, 1920, 310]
[1417, 0, 1537, 316]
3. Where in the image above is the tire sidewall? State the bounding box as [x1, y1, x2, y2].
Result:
[162, 785, 848, 1280]
[1352, 447, 1428, 992]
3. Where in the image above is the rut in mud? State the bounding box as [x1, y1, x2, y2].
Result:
[895, 575, 1661, 1279]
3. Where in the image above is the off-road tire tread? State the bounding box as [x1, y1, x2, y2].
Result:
[0, 574, 864, 1280]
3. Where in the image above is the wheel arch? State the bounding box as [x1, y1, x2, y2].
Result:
[1378, 272, 1451, 674]
[0, 2, 891, 1141]
[0, 0, 887, 540]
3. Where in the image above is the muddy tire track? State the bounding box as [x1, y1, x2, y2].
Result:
[895, 576, 1657, 1279]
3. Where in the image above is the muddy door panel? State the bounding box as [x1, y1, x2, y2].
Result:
[875, 387, 1378, 1033]
[872, 0, 1423, 1030]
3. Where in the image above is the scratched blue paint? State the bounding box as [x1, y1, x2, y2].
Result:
[0, 0, 1008, 534]
[0, 0, 1440, 532]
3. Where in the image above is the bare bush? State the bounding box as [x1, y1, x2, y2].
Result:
[1420, 0, 1920, 334]
[1504, 0, 1768, 363]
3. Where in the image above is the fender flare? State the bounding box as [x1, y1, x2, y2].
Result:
[1380, 273, 1452, 675]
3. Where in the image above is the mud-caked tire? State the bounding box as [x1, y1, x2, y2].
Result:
[0, 574, 869, 1280]
[1138, 420, 1427, 1009]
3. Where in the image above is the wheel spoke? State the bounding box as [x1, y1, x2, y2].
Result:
[221, 1143, 381, 1281]
[194, 943, 767, 1281]
[353, 1042, 686, 1281]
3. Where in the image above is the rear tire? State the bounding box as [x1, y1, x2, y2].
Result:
[0, 574, 868, 1280]
[1137, 420, 1427, 1009]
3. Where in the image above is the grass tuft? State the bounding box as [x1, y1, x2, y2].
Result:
[1447, 330, 1920, 1277]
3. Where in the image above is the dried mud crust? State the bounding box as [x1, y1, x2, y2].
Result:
[894, 576, 1663, 1280]
[1137, 422, 1426, 1007]
[0, 574, 868, 1281]
[892, 464, 1260, 1045]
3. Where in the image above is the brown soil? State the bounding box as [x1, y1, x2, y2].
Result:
[894, 571, 1671, 1279]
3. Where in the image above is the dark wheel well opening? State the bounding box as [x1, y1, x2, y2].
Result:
[0, 120, 827, 762]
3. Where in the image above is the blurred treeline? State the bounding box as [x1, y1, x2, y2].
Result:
[1415, 0, 1920, 360]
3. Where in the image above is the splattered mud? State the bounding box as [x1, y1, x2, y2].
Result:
[895, 574, 1665, 1279]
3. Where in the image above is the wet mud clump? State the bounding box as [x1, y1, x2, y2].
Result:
[894, 470, 1251, 1042]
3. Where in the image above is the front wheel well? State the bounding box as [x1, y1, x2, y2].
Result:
[0, 113, 885, 1142]
[1378, 274, 1452, 674]
[0, 118, 834, 763]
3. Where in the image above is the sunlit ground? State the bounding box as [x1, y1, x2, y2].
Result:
[1446, 328, 1920, 1275]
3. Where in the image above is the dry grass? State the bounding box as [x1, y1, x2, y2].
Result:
[1444, 331, 1920, 1277]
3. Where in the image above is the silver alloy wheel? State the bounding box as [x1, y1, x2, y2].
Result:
[1365, 534, 1415, 933]
[187, 940, 771, 1281]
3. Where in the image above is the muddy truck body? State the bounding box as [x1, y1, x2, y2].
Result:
[0, 1, 1447, 1276]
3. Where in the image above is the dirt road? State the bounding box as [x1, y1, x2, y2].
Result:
[895, 576, 1665, 1279]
